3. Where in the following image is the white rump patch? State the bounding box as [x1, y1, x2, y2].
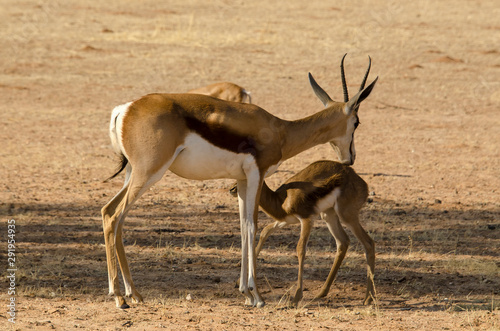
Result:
[314, 187, 341, 214]
[109, 102, 132, 158]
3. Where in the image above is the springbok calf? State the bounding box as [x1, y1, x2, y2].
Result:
[230, 160, 375, 306]
[102, 54, 377, 308]
[188, 82, 252, 103]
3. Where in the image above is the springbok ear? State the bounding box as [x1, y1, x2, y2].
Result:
[344, 76, 378, 115]
[308, 72, 333, 107]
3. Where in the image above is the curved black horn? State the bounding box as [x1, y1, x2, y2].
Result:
[359, 56, 371, 91]
[340, 53, 349, 102]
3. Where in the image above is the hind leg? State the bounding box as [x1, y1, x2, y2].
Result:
[102, 185, 130, 308]
[102, 161, 171, 308]
[113, 164, 144, 302]
[315, 208, 350, 300]
[343, 216, 375, 305]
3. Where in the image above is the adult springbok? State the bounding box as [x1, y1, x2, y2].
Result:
[188, 82, 252, 103]
[102, 54, 377, 309]
[230, 160, 375, 306]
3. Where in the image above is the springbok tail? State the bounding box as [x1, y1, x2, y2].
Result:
[104, 153, 128, 183]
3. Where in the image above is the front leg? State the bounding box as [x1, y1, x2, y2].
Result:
[292, 217, 313, 306]
[236, 167, 265, 307]
[236, 179, 252, 305]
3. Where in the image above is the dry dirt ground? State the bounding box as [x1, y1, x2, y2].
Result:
[1, 0, 499, 330]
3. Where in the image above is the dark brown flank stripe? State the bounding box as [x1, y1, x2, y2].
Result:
[183, 116, 258, 157]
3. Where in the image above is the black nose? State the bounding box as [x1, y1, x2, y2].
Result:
[342, 158, 354, 166]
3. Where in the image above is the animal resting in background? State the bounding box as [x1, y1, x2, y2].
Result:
[102, 54, 377, 309]
[188, 82, 252, 103]
[230, 160, 375, 306]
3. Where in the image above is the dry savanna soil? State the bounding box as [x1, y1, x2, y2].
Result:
[1, 0, 499, 330]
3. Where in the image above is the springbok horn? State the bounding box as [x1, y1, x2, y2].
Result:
[359, 56, 371, 91]
[340, 53, 349, 102]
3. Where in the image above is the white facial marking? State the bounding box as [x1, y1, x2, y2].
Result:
[330, 115, 357, 164]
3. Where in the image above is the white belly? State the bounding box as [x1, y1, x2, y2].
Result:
[169, 133, 256, 180]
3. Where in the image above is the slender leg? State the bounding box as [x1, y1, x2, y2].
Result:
[102, 186, 129, 308]
[343, 216, 375, 305]
[102, 164, 169, 308]
[235, 221, 287, 289]
[315, 208, 350, 300]
[246, 177, 265, 308]
[256, 221, 284, 257]
[237, 164, 265, 308]
[102, 164, 137, 302]
[292, 217, 313, 306]
[115, 212, 142, 303]
[237, 179, 252, 305]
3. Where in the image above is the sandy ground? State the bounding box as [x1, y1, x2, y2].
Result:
[1, 0, 499, 330]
